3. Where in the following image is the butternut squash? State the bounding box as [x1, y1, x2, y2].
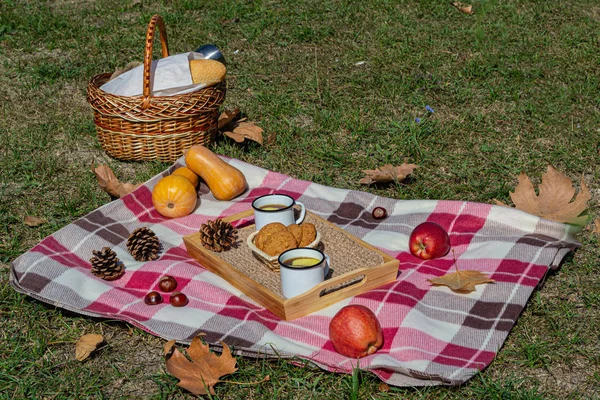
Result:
[185, 145, 247, 201]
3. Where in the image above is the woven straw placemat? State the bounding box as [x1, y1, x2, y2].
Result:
[211, 213, 385, 297]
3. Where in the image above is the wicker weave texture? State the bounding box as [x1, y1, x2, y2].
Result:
[86, 15, 225, 162]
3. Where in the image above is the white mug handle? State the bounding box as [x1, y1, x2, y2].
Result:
[324, 254, 331, 279]
[295, 201, 306, 225]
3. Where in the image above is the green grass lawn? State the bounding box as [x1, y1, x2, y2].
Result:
[1, 0, 599, 398]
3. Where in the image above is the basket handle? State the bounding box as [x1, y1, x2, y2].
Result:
[142, 15, 170, 109]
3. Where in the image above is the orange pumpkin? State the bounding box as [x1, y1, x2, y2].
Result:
[171, 166, 199, 188]
[185, 145, 247, 201]
[152, 175, 197, 218]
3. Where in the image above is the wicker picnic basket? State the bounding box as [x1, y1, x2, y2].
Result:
[87, 15, 226, 162]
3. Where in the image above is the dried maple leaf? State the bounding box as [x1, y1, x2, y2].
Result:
[452, 2, 474, 14]
[164, 336, 238, 395]
[428, 257, 494, 293]
[24, 215, 45, 227]
[359, 163, 418, 185]
[92, 163, 141, 199]
[509, 165, 590, 226]
[75, 333, 104, 361]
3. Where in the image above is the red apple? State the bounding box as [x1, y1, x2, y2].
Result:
[409, 221, 451, 260]
[329, 305, 383, 358]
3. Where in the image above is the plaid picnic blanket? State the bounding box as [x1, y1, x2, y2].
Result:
[10, 155, 581, 387]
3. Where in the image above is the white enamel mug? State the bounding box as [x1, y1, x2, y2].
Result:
[278, 248, 330, 299]
[252, 194, 306, 230]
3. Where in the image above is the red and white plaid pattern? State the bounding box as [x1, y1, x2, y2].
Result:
[10, 155, 580, 386]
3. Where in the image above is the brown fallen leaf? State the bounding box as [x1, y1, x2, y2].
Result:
[592, 218, 600, 236]
[452, 2, 474, 14]
[75, 333, 104, 361]
[92, 163, 141, 199]
[221, 17, 240, 26]
[218, 108, 241, 130]
[24, 215, 45, 227]
[359, 163, 418, 185]
[509, 165, 590, 226]
[223, 121, 264, 145]
[218, 109, 264, 145]
[378, 382, 390, 392]
[164, 336, 238, 395]
[428, 256, 495, 293]
[266, 131, 277, 146]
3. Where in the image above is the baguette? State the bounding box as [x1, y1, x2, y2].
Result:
[189, 59, 226, 86]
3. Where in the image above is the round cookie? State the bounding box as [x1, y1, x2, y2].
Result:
[300, 222, 317, 246]
[255, 222, 287, 250]
[286, 224, 303, 244]
[262, 229, 298, 256]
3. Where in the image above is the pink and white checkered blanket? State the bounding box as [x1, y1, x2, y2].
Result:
[10, 155, 581, 387]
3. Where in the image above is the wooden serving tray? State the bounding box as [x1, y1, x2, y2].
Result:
[183, 209, 399, 320]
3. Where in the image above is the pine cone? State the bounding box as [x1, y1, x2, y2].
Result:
[199, 219, 238, 252]
[90, 247, 124, 281]
[127, 227, 160, 262]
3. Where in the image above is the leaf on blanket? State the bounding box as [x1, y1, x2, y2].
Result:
[451, 2, 474, 14]
[359, 163, 418, 185]
[509, 165, 590, 226]
[164, 335, 238, 395]
[428, 258, 494, 293]
[92, 163, 141, 199]
[75, 333, 104, 361]
[24, 215, 45, 227]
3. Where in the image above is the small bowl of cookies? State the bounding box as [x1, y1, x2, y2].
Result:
[247, 222, 321, 271]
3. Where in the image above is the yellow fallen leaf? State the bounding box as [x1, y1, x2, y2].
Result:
[429, 269, 495, 293]
[75, 333, 104, 361]
[428, 255, 494, 293]
[509, 165, 590, 225]
[359, 163, 418, 185]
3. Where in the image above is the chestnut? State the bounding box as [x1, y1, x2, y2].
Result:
[158, 275, 177, 292]
[169, 291, 189, 307]
[372, 207, 388, 220]
[144, 291, 163, 305]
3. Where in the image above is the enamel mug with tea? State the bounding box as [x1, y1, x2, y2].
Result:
[278, 248, 330, 299]
[252, 194, 306, 230]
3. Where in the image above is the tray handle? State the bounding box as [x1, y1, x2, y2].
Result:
[142, 14, 170, 110]
[317, 268, 368, 299]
